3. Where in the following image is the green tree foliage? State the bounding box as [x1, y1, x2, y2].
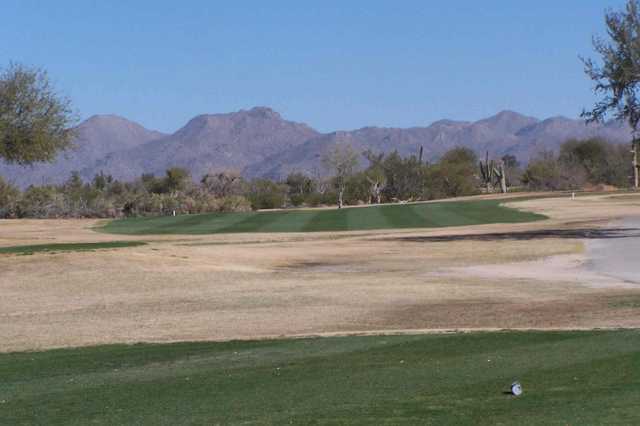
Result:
[426, 147, 479, 198]
[0, 63, 76, 165]
[501, 155, 523, 187]
[285, 172, 315, 206]
[523, 139, 634, 190]
[0, 176, 19, 217]
[377, 151, 426, 201]
[247, 179, 287, 210]
[16, 186, 64, 218]
[521, 152, 566, 191]
[561, 138, 632, 188]
[582, 0, 640, 187]
[164, 167, 191, 194]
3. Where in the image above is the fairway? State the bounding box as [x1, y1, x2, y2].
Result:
[0, 241, 146, 256]
[101, 199, 546, 235]
[2, 330, 639, 425]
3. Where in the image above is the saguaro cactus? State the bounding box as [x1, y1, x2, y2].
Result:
[633, 139, 639, 189]
[479, 152, 508, 193]
[479, 152, 495, 193]
[496, 161, 507, 194]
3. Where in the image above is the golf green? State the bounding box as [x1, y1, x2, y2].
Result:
[101, 199, 546, 235]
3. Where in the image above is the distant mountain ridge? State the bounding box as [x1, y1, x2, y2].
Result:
[83, 107, 319, 183]
[0, 107, 633, 187]
[0, 115, 166, 188]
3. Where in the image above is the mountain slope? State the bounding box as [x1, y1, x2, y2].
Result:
[82, 107, 319, 182]
[0, 115, 165, 188]
[0, 108, 633, 186]
[245, 110, 631, 179]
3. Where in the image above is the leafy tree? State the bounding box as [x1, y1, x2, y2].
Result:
[92, 172, 112, 191]
[164, 167, 190, 194]
[522, 151, 587, 191]
[582, 0, 640, 188]
[378, 151, 425, 201]
[247, 179, 287, 210]
[16, 185, 63, 218]
[63, 171, 86, 214]
[285, 172, 314, 206]
[323, 144, 359, 208]
[560, 138, 610, 184]
[427, 147, 478, 198]
[0, 176, 19, 217]
[0, 63, 76, 165]
[440, 147, 478, 168]
[501, 155, 519, 169]
[560, 138, 633, 187]
[501, 155, 523, 187]
[342, 172, 371, 205]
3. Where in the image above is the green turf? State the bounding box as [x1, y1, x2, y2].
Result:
[0, 241, 146, 255]
[100, 199, 547, 235]
[1, 330, 639, 425]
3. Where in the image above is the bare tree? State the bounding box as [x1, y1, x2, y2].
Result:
[582, 0, 640, 188]
[323, 144, 358, 208]
[201, 171, 243, 197]
[363, 150, 387, 204]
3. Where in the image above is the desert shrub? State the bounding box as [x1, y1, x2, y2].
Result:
[247, 179, 287, 210]
[305, 190, 336, 207]
[201, 171, 246, 197]
[560, 138, 631, 188]
[216, 195, 252, 212]
[16, 186, 64, 218]
[0, 176, 19, 218]
[343, 172, 370, 205]
[423, 147, 479, 199]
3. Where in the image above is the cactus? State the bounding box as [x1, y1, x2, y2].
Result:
[479, 152, 495, 192]
[633, 139, 639, 189]
[479, 152, 508, 193]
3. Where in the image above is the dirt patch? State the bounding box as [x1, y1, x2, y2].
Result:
[2, 193, 640, 352]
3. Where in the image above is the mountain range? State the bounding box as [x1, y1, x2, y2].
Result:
[0, 107, 633, 188]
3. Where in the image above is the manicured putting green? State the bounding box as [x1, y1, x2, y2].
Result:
[1, 330, 639, 424]
[0, 241, 146, 255]
[101, 199, 546, 235]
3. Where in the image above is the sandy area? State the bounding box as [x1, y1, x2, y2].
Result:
[1, 192, 640, 352]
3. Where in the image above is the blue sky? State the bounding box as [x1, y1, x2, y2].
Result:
[1, 0, 628, 133]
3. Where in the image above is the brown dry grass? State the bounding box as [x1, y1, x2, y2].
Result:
[1, 192, 640, 352]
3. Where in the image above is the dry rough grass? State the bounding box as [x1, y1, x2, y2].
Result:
[1, 193, 640, 352]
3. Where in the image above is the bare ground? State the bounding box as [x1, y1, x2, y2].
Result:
[2, 192, 640, 352]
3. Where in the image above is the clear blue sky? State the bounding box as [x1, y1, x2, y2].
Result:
[1, 0, 628, 133]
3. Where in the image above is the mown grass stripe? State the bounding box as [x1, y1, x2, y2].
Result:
[1, 331, 639, 425]
[0, 241, 147, 255]
[100, 199, 547, 235]
[303, 208, 350, 232]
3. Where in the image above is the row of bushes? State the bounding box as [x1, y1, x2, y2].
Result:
[522, 138, 633, 190]
[0, 138, 635, 218]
